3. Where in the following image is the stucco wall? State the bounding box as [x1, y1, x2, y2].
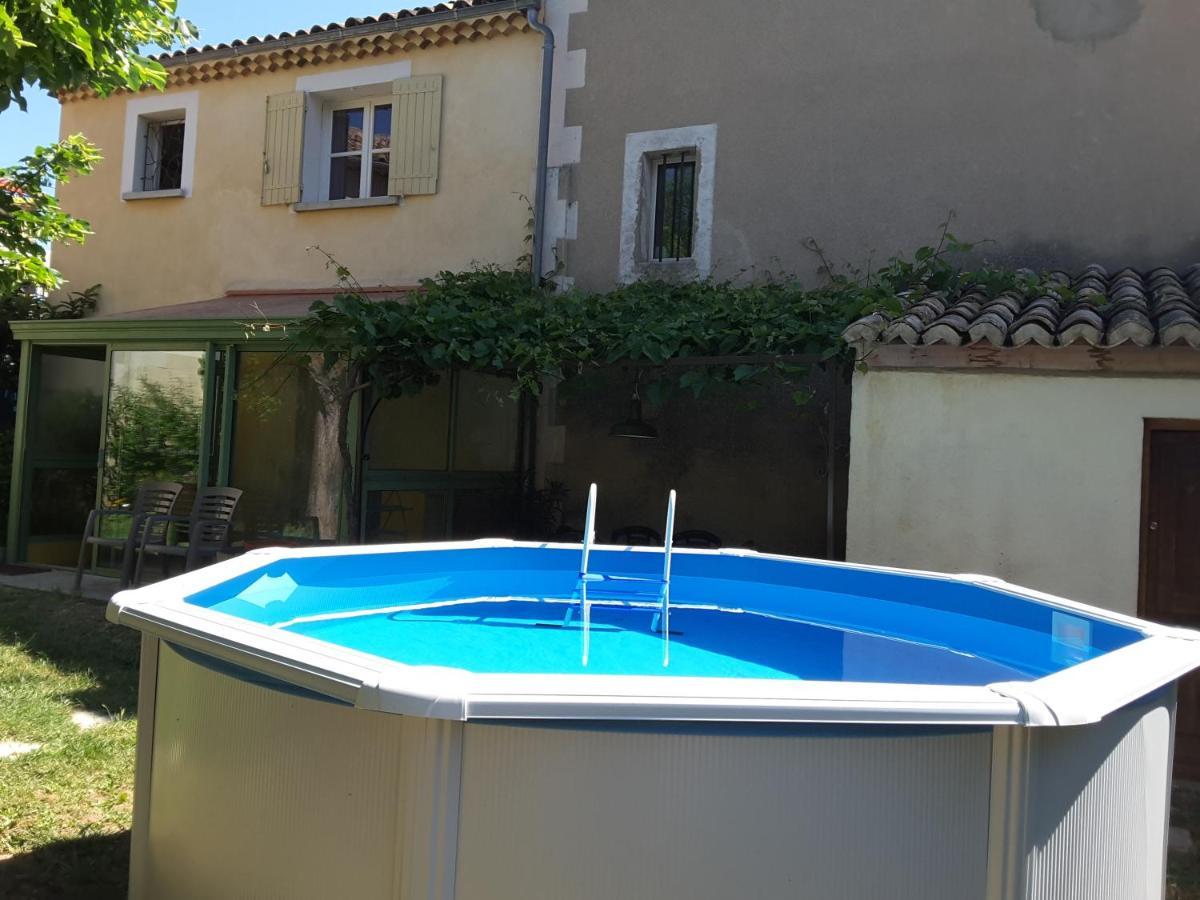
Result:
[560, 0, 1200, 290]
[52, 34, 540, 314]
[846, 369, 1200, 615]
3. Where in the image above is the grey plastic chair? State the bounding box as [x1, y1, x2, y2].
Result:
[75, 481, 184, 591]
[133, 487, 243, 586]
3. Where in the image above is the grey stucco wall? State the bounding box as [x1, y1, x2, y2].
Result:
[560, 0, 1199, 290]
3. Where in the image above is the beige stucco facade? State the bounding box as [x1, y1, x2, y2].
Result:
[553, 0, 1200, 290]
[52, 31, 541, 314]
[846, 367, 1200, 616]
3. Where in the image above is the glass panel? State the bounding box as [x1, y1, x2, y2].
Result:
[331, 107, 363, 153]
[30, 347, 104, 458]
[157, 121, 185, 190]
[24, 347, 105, 563]
[103, 349, 204, 509]
[653, 157, 696, 260]
[370, 151, 390, 197]
[372, 105, 392, 149]
[230, 352, 341, 544]
[365, 490, 447, 543]
[452, 486, 518, 539]
[28, 467, 97, 552]
[367, 379, 451, 471]
[329, 155, 362, 201]
[453, 372, 519, 473]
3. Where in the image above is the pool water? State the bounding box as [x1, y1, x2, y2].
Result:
[287, 598, 1031, 683]
[184, 546, 1145, 685]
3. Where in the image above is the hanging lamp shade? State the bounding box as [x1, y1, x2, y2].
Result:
[610, 390, 658, 439]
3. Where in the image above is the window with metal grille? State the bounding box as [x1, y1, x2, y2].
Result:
[140, 119, 185, 192]
[651, 151, 697, 261]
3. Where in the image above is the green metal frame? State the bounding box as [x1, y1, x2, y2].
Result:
[6, 342, 33, 562]
[7, 316, 524, 561]
[7, 317, 294, 564]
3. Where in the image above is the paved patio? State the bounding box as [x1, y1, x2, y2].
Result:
[0, 568, 119, 603]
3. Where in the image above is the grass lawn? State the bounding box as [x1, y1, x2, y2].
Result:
[0, 588, 139, 900]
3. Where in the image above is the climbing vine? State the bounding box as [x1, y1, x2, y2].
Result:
[283, 225, 1072, 404]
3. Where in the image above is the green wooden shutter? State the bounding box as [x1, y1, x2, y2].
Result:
[262, 91, 305, 205]
[389, 75, 443, 196]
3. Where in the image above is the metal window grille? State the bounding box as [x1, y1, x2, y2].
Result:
[140, 119, 185, 191]
[652, 151, 697, 261]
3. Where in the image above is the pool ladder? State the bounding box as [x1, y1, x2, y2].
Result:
[572, 483, 675, 668]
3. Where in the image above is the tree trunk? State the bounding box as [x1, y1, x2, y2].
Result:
[308, 357, 364, 544]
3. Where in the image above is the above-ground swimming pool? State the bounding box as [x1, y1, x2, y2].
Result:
[110, 537, 1200, 899]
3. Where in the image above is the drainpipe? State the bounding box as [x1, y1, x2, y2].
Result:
[527, 4, 555, 289]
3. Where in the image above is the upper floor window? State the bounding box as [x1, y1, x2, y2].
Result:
[325, 99, 392, 201]
[263, 63, 443, 210]
[121, 90, 198, 201]
[139, 117, 185, 192]
[618, 124, 717, 284]
[652, 150, 696, 261]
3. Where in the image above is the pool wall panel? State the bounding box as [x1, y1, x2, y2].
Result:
[140, 644, 411, 900]
[452, 723, 993, 900]
[128, 639, 1180, 900]
[1022, 690, 1173, 900]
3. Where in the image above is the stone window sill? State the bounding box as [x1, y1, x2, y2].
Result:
[122, 188, 186, 201]
[294, 196, 400, 212]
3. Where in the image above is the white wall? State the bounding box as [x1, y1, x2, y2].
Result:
[847, 369, 1200, 615]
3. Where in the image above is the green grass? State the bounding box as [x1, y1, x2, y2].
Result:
[0, 588, 139, 899]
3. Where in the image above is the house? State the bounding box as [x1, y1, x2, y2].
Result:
[9, 1, 548, 566]
[841, 267, 1200, 775]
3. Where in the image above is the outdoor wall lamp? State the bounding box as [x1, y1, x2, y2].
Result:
[610, 371, 659, 439]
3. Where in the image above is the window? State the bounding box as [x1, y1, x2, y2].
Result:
[121, 90, 197, 199]
[267, 67, 442, 208]
[139, 118, 185, 192]
[651, 151, 697, 261]
[618, 124, 717, 283]
[325, 99, 392, 201]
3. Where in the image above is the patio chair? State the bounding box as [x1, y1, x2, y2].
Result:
[611, 525, 662, 546]
[74, 481, 184, 592]
[133, 487, 243, 586]
[673, 529, 722, 549]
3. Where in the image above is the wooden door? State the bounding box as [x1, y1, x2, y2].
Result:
[1140, 420, 1200, 779]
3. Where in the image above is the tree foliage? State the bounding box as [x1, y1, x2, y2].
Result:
[0, 135, 100, 298]
[0, 0, 195, 111]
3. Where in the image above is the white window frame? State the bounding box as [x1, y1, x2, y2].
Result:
[295, 60, 413, 206]
[619, 123, 718, 284]
[319, 96, 393, 202]
[121, 90, 198, 200]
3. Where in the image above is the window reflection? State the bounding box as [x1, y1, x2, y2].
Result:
[102, 349, 204, 508]
[230, 352, 341, 544]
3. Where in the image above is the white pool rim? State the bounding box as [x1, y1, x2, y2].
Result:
[107, 539, 1200, 729]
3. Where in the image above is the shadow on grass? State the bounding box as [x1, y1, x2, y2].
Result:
[0, 589, 140, 713]
[0, 830, 129, 900]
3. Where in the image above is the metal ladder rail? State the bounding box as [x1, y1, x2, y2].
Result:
[578, 483, 598, 665]
[655, 490, 676, 666]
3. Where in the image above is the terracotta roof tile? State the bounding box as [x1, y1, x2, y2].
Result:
[842, 266, 1200, 350]
[153, 1, 528, 62]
